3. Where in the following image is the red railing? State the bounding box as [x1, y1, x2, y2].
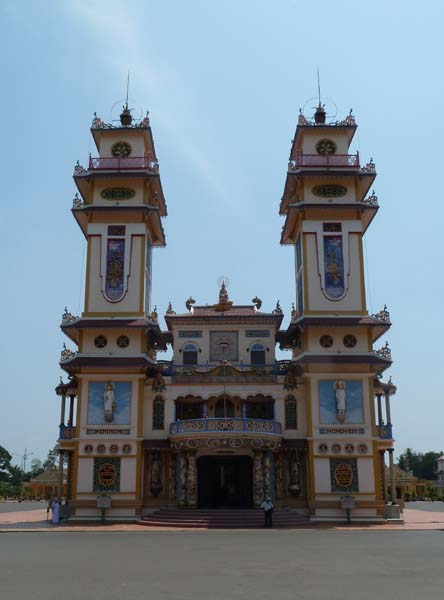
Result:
[88, 156, 158, 172]
[289, 152, 360, 170]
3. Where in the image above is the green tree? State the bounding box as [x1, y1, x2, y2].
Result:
[43, 445, 59, 470]
[0, 445, 13, 483]
[397, 449, 443, 480]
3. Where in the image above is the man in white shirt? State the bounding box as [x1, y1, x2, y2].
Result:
[261, 497, 274, 528]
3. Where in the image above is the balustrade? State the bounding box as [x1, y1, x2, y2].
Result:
[170, 417, 282, 436]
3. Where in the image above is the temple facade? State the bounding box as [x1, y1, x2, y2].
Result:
[56, 101, 397, 521]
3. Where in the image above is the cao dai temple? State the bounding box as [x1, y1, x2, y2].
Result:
[56, 100, 399, 523]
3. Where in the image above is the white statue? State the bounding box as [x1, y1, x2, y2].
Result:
[104, 382, 116, 422]
[335, 380, 346, 423]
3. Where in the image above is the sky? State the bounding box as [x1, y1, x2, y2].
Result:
[1, 0, 443, 466]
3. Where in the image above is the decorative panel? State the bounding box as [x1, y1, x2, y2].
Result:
[285, 395, 298, 429]
[178, 330, 203, 338]
[209, 331, 239, 362]
[105, 238, 125, 300]
[153, 396, 165, 430]
[245, 330, 270, 338]
[93, 457, 121, 492]
[323, 235, 344, 299]
[330, 458, 358, 493]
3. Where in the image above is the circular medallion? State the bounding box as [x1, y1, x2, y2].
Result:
[110, 444, 118, 454]
[345, 443, 354, 454]
[111, 141, 132, 157]
[332, 443, 341, 454]
[84, 444, 93, 454]
[122, 444, 132, 454]
[94, 335, 107, 349]
[343, 334, 357, 348]
[98, 462, 117, 487]
[334, 463, 353, 488]
[117, 335, 130, 348]
[318, 443, 328, 454]
[358, 444, 368, 455]
[312, 184, 347, 198]
[320, 334, 333, 348]
[316, 138, 337, 155]
[97, 444, 106, 454]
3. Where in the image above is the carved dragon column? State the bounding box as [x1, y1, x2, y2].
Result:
[253, 450, 264, 507]
[187, 450, 198, 507]
[178, 452, 188, 507]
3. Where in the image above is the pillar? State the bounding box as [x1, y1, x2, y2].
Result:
[60, 394, 66, 426]
[202, 400, 208, 418]
[57, 450, 64, 501]
[253, 450, 264, 507]
[388, 449, 397, 504]
[379, 450, 387, 502]
[241, 401, 247, 419]
[263, 452, 272, 500]
[376, 394, 383, 427]
[385, 392, 392, 425]
[68, 395, 75, 427]
[66, 452, 72, 500]
[187, 451, 197, 507]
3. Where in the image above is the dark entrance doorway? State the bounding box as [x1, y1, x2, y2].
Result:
[197, 456, 253, 508]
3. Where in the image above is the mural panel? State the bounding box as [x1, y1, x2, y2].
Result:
[93, 457, 121, 492]
[319, 380, 363, 424]
[88, 381, 131, 425]
[209, 331, 239, 362]
[323, 235, 344, 299]
[330, 458, 359, 493]
[105, 238, 125, 300]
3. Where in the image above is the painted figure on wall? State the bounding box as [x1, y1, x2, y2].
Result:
[335, 380, 346, 423]
[88, 381, 131, 425]
[103, 382, 116, 422]
[323, 236, 344, 299]
[319, 380, 363, 424]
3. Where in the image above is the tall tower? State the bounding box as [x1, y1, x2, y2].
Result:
[279, 102, 397, 520]
[57, 105, 167, 518]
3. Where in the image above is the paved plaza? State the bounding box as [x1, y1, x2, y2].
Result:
[1, 502, 444, 599]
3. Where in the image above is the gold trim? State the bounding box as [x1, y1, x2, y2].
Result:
[372, 440, 383, 502]
[139, 235, 146, 313]
[83, 312, 144, 317]
[369, 377, 377, 436]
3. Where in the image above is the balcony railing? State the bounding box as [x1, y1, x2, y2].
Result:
[289, 152, 360, 170]
[88, 156, 159, 172]
[377, 424, 393, 439]
[170, 418, 282, 436]
[157, 361, 292, 377]
[59, 425, 76, 440]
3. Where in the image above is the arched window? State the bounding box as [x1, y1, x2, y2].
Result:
[285, 395, 297, 430]
[153, 396, 165, 430]
[215, 397, 235, 418]
[183, 343, 198, 366]
[250, 343, 266, 366]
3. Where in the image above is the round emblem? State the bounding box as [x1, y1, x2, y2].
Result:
[332, 443, 341, 454]
[117, 335, 130, 348]
[101, 188, 135, 200]
[84, 444, 93, 454]
[97, 444, 106, 454]
[98, 463, 117, 487]
[316, 138, 337, 155]
[358, 444, 368, 455]
[94, 335, 107, 349]
[320, 334, 333, 348]
[110, 444, 118, 454]
[111, 141, 132, 157]
[122, 444, 132, 454]
[334, 463, 353, 488]
[318, 443, 328, 454]
[343, 334, 357, 348]
[345, 443, 354, 454]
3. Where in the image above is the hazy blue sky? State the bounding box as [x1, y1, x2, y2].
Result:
[1, 0, 443, 465]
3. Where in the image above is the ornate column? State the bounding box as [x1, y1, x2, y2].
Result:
[388, 449, 397, 503]
[288, 450, 301, 497]
[57, 450, 64, 501]
[178, 452, 187, 507]
[168, 452, 177, 501]
[376, 394, 383, 427]
[60, 394, 66, 427]
[68, 395, 75, 427]
[241, 401, 247, 419]
[187, 450, 198, 507]
[253, 450, 264, 507]
[66, 452, 73, 500]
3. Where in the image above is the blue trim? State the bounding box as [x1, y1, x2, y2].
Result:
[170, 417, 282, 436]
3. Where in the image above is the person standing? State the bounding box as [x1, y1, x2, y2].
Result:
[261, 497, 274, 528]
[52, 500, 60, 525]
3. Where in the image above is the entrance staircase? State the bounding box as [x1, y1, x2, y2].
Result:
[139, 508, 309, 529]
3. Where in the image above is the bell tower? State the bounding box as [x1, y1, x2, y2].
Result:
[279, 102, 396, 520]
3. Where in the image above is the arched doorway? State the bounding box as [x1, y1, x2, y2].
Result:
[214, 397, 235, 418]
[197, 456, 253, 508]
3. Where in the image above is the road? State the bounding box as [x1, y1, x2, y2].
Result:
[1, 529, 443, 600]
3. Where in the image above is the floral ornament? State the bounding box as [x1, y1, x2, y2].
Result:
[152, 372, 166, 392]
[122, 444, 132, 454]
[358, 444, 368, 455]
[283, 370, 298, 391]
[318, 444, 328, 454]
[332, 443, 341, 454]
[345, 443, 354, 454]
[97, 444, 106, 454]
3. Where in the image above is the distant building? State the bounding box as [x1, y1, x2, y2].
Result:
[55, 101, 397, 521]
[22, 468, 67, 500]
